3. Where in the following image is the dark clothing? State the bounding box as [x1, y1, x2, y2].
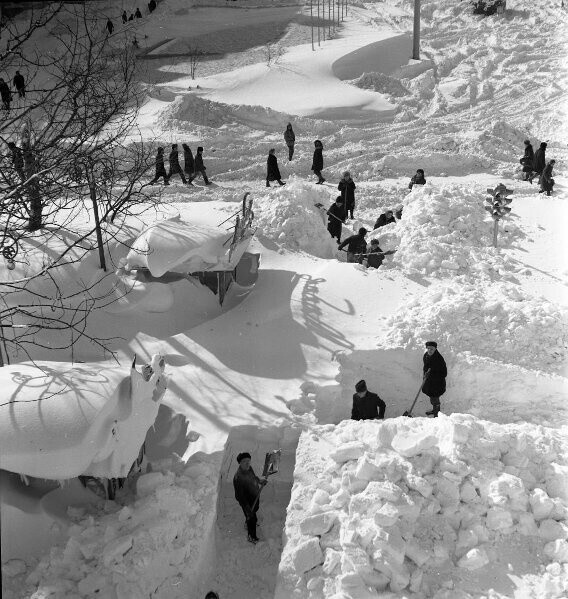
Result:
[234, 466, 262, 540]
[9, 145, 25, 180]
[13, 74, 25, 98]
[106, 20, 114, 34]
[148, 0, 157, 12]
[521, 144, 534, 174]
[327, 202, 345, 241]
[0, 81, 11, 110]
[351, 391, 386, 420]
[338, 233, 367, 255]
[183, 146, 194, 174]
[338, 178, 356, 218]
[409, 174, 426, 189]
[395, 207, 403, 220]
[311, 148, 323, 172]
[150, 152, 169, 184]
[374, 213, 396, 229]
[284, 126, 295, 160]
[540, 162, 554, 194]
[366, 245, 385, 268]
[135, 8, 143, 18]
[422, 350, 447, 398]
[533, 147, 546, 175]
[189, 152, 210, 184]
[122, 11, 128, 23]
[266, 154, 281, 181]
[168, 149, 187, 183]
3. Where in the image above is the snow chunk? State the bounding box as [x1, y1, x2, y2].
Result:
[136, 471, 169, 496]
[292, 537, 324, 574]
[544, 540, 568, 563]
[457, 547, 490, 570]
[330, 442, 366, 464]
[300, 512, 338, 536]
[391, 431, 438, 457]
[530, 488, 555, 521]
[486, 507, 514, 530]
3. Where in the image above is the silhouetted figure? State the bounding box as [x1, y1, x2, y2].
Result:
[122, 10, 128, 23]
[408, 168, 426, 190]
[106, 18, 114, 35]
[327, 196, 346, 243]
[13, 71, 25, 98]
[338, 171, 356, 219]
[182, 143, 195, 180]
[311, 139, 325, 184]
[0, 78, 12, 110]
[266, 148, 285, 187]
[7, 141, 24, 181]
[188, 146, 210, 185]
[284, 123, 295, 160]
[149, 147, 169, 185]
[135, 7, 143, 18]
[168, 144, 187, 183]
[148, 0, 157, 12]
[529, 142, 547, 184]
[233, 452, 267, 544]
[539, 160, 555, 196]
[520, 139, 534, 181]
[422, 341, 447, 417]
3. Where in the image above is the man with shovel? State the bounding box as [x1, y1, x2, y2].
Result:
[233, 452, 267, 544]
[422, 341, 447, 417]
[351, 380, 386, 421]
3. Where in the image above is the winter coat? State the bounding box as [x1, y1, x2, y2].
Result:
[338, 233, 367, 255]
[233, 467, 261, 513]
[194, 152, 205, 172]
[155, 152, 166, 173]
[422, 350, 447, 398]
[327, 202, 345, 237]
[366, 245, 385, 268]
[540, 162, 554, 191]
[169, 149, 182, 170]
[409, 174, 426, 189]
[533, 148, 546, 174]
[284, 127, 295, 147]
[266, 154, 281, 181]
[0, 81, 11, 101]
[521, 144, 534, 172]
[13, 74, 25, 91]
[374, 213, 396, 229]
[183, 146, 194, 174]
[10, 146, 23, 170]
[351, 391, 386, 420]
[311, 148, 323, 172]
[338, 178, 356, 210]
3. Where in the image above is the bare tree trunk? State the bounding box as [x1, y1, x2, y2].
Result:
[87, 166, 107, 271]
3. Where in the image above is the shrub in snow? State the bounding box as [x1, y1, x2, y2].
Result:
[253, 177, 339, 258]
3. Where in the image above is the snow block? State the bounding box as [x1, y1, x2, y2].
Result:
[406, 474, 433, 498]
[539, 519, 568, 542]
[488, 473, 527, 509]
[517, 513, 539, 536]
[376, 421, 399, 448]
[322, 548, 342, 575]
[546, 463, 568, 500]
[372, 550, 411, 591]
[300, 511, 338, 536]
[78, 572, 108, 596]
[366, 481, 402, 502]
[530, 488, 555, 521]
[330, 442, 366, 463]
[544, 539, 568, 563]
[457, 547, 490, 570]
[355, 455, 383, 481]
[341, 546, 374, 579]
[374, 502, 400, 527]
[292, 537, 324, 574]
[460, 481, 480, 503]
[102, 535, 134, 567]
[435, 477, 460, 507]
[486, 507, 513, 530]
[405, 538, 429, 567]
[372, 526, 406, 564]
[391, 432, 438, 457]
[136, 472, 167, 497]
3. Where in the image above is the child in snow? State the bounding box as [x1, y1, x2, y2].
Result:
[168, 144, 188, 184]
[338, 227, 368, 263]
[266, 148, 285, 187]
[520, 139, 534, 181]
[311, 139, 325, 184]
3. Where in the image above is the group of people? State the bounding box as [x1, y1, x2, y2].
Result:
[150, 144, 210, 186]
[106, 3, 155, 35]
[0, 71, 26, 111]
[520, 140, 555, 196]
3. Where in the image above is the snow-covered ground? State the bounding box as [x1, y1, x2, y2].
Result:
[1, 0, 568, 597]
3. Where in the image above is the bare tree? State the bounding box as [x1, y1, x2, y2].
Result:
[264, 43, 283, 67]
[186, 44, 203, 79]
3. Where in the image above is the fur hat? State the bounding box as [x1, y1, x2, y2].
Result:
[355, 380, 367, 392]
[237, 452, 251, 463]
[358, 227, 368, 235]
[197, 146, 204, 152]
[425, 341, 437, 348]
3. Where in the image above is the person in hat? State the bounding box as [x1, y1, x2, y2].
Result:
[529, 142, 547, 184]
[374, 210, 396, 229]
[284, 122, 295, 161]
[311, 139, 325, 184]
[338, 171, 356, 219]
[365, 238, 395, 268]
[422, 341, 447, 417]
[338, 227, 368, 263]
[520, 140, 534, 181]
[233, 452, 267, 544]
[266, 148, 285, 187]
[189, 146, 211, 185]
[351, 380, 386, 421]
[149, 147, 170, 185]
[408, 168, 426, 190]
[326, 196, 346, 243]
[168, 144, 188, 184]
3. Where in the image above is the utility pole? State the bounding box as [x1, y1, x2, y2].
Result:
[311, 0, 314, 50]
[317, 0, 321, 46]
[412, 0, 420, 60]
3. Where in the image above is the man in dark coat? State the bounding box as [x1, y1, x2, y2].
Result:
[149, 147, 170, 185]
[365, 238, 394, 268]
[189, 146, 211, 185]
[122, 10, 128, 23]
[106, 18, 114, 35]
[0, 78, 12, 111]
[338, 227, 367, 263]
[168, 144, 188, 183]
[266, 148, 285, 187]
[338, 171, 356, 219]
[135, 7, 143, 18]
[7, 142, 25, 181]
[374, 210, 396, 229]
[520, 139, 534, 181]
[408, 169, 426, 190]
[182, 143, 195, 180]
[13, 71, 26, 98]
[422, 341, 447, 417]
[327, 196, 346, 243]
[539, 160, 555, 196]
[284, 123, 295, 161]
[311, 139, 325, 184]
[351, 380, 386, 420]
[529, 142, 547, 183]
[233, 452, 266, 544]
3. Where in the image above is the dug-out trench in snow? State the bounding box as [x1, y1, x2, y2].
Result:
[200, 424, 300, 599]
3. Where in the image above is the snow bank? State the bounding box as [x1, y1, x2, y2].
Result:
[253, 177, 340, 258]
[275, 416, 568, 599]
[8, 457, 220, 599]
[385, 281, 568, 373]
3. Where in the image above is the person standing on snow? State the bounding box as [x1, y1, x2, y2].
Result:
[182, 143, 195, 181]
[338, 227, 368, 263]
[13, 71, 26, 99]
[284, 123, 295, 161]
[520, 139, 534, 181]
[529, 142, 547, 184]
[422, 341, 447, 417]
[135, 7, 143, 18]
[106, 18, 114, 35]
[233, 452, 267, 544]
[189, 146, 211, 185]
[408, 168, 426, 190]
[311, 139, 325, 184]
[149, 147, 170, 185]
[338, 171, 356, 220]
[326, 196, 346, 244]
[168, 144, 188, 184]
[539, 159, 555, 196]
[7, 142, 25, 181]
[351, 380, 386, 420]
[266, 148, 285, 187]
[121, 10, 128, 23]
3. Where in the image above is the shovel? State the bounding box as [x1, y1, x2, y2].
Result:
[402, 370, 430, 417]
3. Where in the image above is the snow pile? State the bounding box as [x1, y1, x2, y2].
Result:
[275, 416, 568, 599]
[354, 72, 409, 98]
[384, 282, 568, 373]
[386, 184, 522, 280]
[11, 458, 220, 599]
[253, 177, 339, 258]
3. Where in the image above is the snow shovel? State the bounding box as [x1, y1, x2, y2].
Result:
[250, 449, 281, 512]
[314, 202, 345, 224]
[402, 370, 430, 417]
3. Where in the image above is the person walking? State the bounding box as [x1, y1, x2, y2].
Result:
[284, 123, 295, 161]
[106, 18, 114, 35]
[408, 168, 426, 190]
[539, 159, 555, 196]
[373, 210, 396, 229]
[351, 380, 386, 420]
[422, 341, 447, 417]
[266, 148, 285, 187]
[135, 7, 143, 18]
[13, 71, 26, 99]
[338, 171, 356, 220]
[7, 142, 25, 181]
[529, 142, 547, 184]
[0, 78, 12, 111]
[121, 10, 128, 23]
[520, 139, 534, 181]
[149, 147, 170, 185]
[338, 227, 368, 263]
[182, 143, 195, 182]
[189, 146, 211, 185]
[233, 452, 267, 544]
[168, 144, 188, 183]
[311, 139, 325, 184]
[326, 196, 346, 244]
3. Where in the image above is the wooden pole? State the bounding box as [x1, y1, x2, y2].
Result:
[493, 219, 498, 248]
[311, 0, 314, 50]
[412, 0, 420, 60]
